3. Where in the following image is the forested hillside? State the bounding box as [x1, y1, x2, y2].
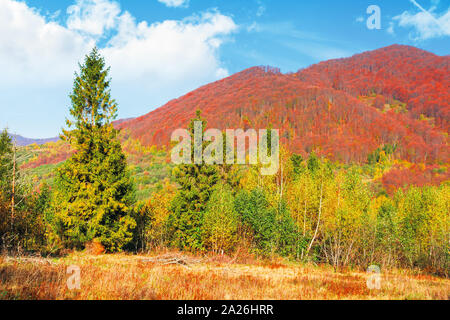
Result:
[116, 45, 448, 167]
[24, 45, 449, 192]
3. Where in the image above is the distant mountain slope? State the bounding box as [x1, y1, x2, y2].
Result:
[295, 44, 449, 129]
[116, 45, 449, 165]
[6, 117, 135, 147]
[9, 134, 59, 146]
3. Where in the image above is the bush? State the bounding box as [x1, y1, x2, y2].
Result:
[202, 184, 239, 254]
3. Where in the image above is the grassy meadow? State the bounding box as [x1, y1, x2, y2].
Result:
[1, 252, 448, 300]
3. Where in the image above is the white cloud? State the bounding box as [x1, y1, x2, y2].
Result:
[103, 10, 236, 112]
[157, 0, 189, 8]
[0, 0, 94, 86]
[67, 0, 121, 36]
[392, 3, 450, 41]
[0, 0, 236, 137]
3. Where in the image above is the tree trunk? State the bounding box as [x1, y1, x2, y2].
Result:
[306, 180, 323, 257]
[11, 141, 16, 233]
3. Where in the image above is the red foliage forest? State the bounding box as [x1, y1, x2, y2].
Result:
[27, 45, 449, 192]
[118, 45, 449, 165]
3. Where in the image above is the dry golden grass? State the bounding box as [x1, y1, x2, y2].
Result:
[0, 252, 448, 300]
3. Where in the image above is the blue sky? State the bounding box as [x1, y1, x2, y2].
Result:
[1, 0, 449, 138]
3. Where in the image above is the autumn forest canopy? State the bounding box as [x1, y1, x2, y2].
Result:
[0, 45, 449, 277]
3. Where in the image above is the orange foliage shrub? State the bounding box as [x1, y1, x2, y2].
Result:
[85, 240, 105, 255]
[382, 164, 450, 194]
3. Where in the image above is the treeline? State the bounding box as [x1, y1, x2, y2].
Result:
[0, 49, 448, 277]
[1, 122, 447, 275]
[134, 141, 448, 275]
[0, 129, 49, 252]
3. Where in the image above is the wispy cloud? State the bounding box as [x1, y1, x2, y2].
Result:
[392, 0, 450, 40]
[282, 41, 352, 62]
[246, 21, 353, 64]
[157, 0, 189, 8]
[246, 21, 329, 42]
[67, 0, 121, 36]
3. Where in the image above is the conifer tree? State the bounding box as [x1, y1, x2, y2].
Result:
[169, 110, 219, 251]
[234, 188, 276, 256]
[54, 48, 135, 252]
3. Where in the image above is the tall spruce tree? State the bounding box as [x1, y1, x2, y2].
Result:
[54, 48, 135, 252]
[169, 110, 219, 251]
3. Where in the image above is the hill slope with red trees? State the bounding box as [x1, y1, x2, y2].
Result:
[25, 45, 449, 192]
[117, 45, 449, 165]
[295, 44, 449, 130]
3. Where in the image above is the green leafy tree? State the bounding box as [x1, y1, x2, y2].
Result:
[307, 152, 320, 173]
[54, 48, 135, 252]
[0, 129, 13, 196]
[291, 154, 304, 176]
[27, 183, 53, 250]
[373, 196, 400, 267]
[394, 185, 448, 273]
[0, 129, 13, 247]
[202, 183, 238, 254]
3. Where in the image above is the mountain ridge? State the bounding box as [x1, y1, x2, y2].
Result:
[7, 134, 59, 147]
[116, 44, 449, 165]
